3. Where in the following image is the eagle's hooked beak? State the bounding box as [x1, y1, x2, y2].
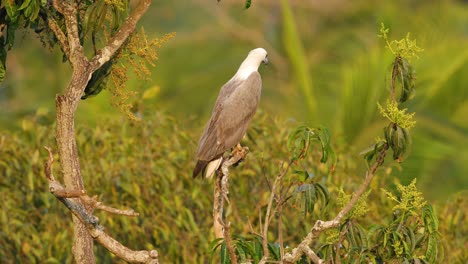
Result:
[263, 56, 269, 65]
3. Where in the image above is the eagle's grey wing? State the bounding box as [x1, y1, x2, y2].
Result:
[193, 72, 262, 177]
[216, 72, 262, 150]
[195, 78, 242, 160]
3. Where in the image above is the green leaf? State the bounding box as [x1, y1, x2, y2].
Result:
[4, 0, 19, 22]
[292, 169, 314, 181]
[294, 184, 317, 216]
[5, 20, 19, 49]
[82, 60, 114, 99]
[315, 182, 330, 205]
[383, 231, 388, 248]
[425, 236, 437, 263]
[244, 0, 252, 9]
[287, 126, 336, 170]
[422, 205, 439, 233]
[386, 123, 411, 161]
[267, 242, 280, 260]
[30, 0, 40, 21]
[354, 223, 369, 248]
[0, 46, 6, 83]
[209, 238, 224, 264]
[287, 126, 311, 161]
[220, 242, 229, 264]
[316, 127, 333, 163]
[360, 140, 386, 167]
[18, 0, 33, 10]
[236, 243, 246, 262]
[393, 57, 416, 103]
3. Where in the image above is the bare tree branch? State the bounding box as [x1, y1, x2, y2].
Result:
[38, 1, 158, 263]
[46, 16, 70, 59]
[212, 145, 249, 263]
[283, 145, 389, 264]
[53, 1, 85, 68]
[44, 146, 159, 263]
[259, 160, 293, 264]
[213, 145, 249, 239]
[0, 24, 6, 39]
[81, 195, 140, 217]
[301, 244, 323, 264]
[218, 219, 238, 264]
[90, 0, 152, 70]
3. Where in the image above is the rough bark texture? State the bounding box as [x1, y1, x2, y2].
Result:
[48, 0, 153, 262]
[212, 146, 248, 264]
[56, 68, 94, 263]
[45, 145, 159, 263]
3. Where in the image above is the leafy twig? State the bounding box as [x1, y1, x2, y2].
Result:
[283, 144, 389, 263]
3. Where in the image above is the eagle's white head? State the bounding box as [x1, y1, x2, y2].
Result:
[235, 48, 268, 80]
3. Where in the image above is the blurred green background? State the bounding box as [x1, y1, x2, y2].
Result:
[2, 0, 466, 199]
[0, 0, 467, 262]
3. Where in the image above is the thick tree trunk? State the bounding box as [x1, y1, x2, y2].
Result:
[56, 66, 94, 263]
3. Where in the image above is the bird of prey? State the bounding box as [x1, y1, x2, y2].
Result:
[193, 48, 269, 178]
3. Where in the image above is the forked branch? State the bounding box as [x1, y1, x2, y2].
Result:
[283, 144, 389, 263]
[44, 146, 158, 263]
[258, 160, 293, 264]
[213, 145, 249, 264]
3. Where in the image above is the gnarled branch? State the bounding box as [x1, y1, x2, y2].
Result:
[283, 144, 389, 263]
[80, 195, 139, 217]
[212, 145, 249, 264]
[44, 146, 158, 263]
[46, 16, 70, 59]
[53, 1, 84, 68]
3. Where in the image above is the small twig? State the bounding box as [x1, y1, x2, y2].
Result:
[301, 245, 324, 264]
[259, 160, 293, 264]
[247, 217, 262, 237]
[81, 195, 140, 217]
[44, 146, 55, 181]
[283, 145, 389, 263]
[45, 147, 139, 217]
[47, 16, 70, 59]
[263, 163, 274, 192]
[258, 208, 263, 237]
[219, 218, 238, 264]
[0, 24, 6, 38]
[44, 146, 85, 197]
[278, 212, 284, 259]
[213, 173, 225, 239]
[43, 146, 158, 263]
[51, 187, 86, 198]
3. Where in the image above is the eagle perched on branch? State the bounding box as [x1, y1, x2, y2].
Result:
[193, 48, 269, 178]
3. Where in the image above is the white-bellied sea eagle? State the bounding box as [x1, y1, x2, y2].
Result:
[193, 48, 269, 178]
